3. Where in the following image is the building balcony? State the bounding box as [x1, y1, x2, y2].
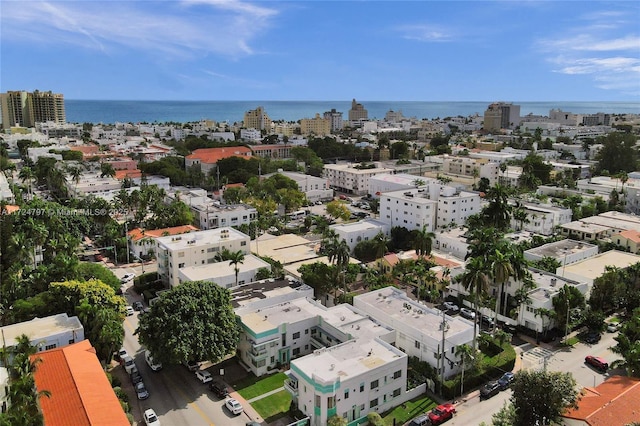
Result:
[284, 378, 298, 396]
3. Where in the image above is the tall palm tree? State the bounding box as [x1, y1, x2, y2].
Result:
[482, 184, 512, 231]
[328, 239, 350, 294]
[455, 343, 475, 396]
[372, 232, 389, 274]
[227, 250, 246, 287]
[67, 166, 82, 197]
[413, 225, 435, 257]
[459, 257, 491, 351]
[18, 166, 35, 200]
[489, 248, 514, 332]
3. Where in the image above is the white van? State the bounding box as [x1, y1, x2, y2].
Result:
[122, 355, 136, 374]
[145, 350, 162, 371]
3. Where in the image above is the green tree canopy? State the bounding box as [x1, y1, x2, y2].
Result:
[611, 307, 640, 377]
[136, 281, 239, 365]
[595, 132, 638, 175]
[510, 369, 579, 426]
[326, 200, 351, 221]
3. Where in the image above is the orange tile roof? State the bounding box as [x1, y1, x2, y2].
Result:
[225, 182, 245, 189]
[32, 340, 129, 426]
[563, 375, 640, 425]
[114, 169, 142, 180]
[186, 146, 252, 164]
[70, 145, 99, 154]
[619, 229, 640, 244]
[128, 224, 199, 242]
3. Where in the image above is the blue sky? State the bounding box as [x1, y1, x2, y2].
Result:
[2, 1, 639, 101]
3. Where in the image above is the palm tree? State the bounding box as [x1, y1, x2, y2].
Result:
[413, 225, 435, 257]
[227, 250, 246, 287]
[372, 232, 389, 274]
[459, 257, 491, 351]
[67, 166, 82, 196]
[18, 166, 35, 200]
[455, 343, 475, 396]
[489, 248, 514, 332]
[482, 184, 512, 231]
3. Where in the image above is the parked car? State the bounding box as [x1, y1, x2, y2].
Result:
[133, 301, 144, 311]
[443, 302, 459, 313]
[122, 355, 136, 374]
[481, 315, 495, 328]
[183, 360, 199, 371]
[115, 348, 128, 363]
[607, 322, 619, 332]
[428, 403, 456, 425]
[145, 350, 162, 372]
[135, 381, 149, 400]
[585, 355, 608, 372]
[480, 381, 501, 400]
[121, 273, 135, 283]
[225, 398, 244, 415]
[498, 372, 515, 390]
[407, 414, 429, 426]
[209, 381, 230, 398]
[195, 369, 213, 384]
[460, 308, 475, 320]
[143, 409, 160, 426]
[580, 331, 601, 344]
[125, 306, 135, 316]
[130, 369, 143, 385]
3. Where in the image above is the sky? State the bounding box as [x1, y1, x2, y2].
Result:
[1, 1, 639, 102]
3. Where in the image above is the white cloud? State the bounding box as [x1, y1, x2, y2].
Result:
[0, 1, 279, 59]
[395, 24, 455, 42]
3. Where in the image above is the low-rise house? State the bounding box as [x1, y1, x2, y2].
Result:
[562, 376, 640, 426]
[524, 239, 599, 266]
[32, 340, 129, 426]
[185, 146, 252, 176]
[127, 224, 198, 259]
[329, 219, 390, 252]
[511, 201, 573, 235]
[178, 254, 271, 288]
[262, 171, 333, 202]
[612, 229, 640, 254]
[0, 314, 84, 355]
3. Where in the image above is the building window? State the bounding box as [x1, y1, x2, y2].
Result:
[370, 379, 379, 389]
[241, 241, 247, 246]
[393, 370, 401, 379]
[344, 389, 349, 400]
[315, 395, 321, 408]
[415, 341, 420, 349]
[360, 383, 365, 392]
[45, 344, 56, 350]
[393, 388, 401, 397]
[293, 348, 300, 356]
[370, 398, 378, 408]
[327, 396, 335, 409]
[178, 252, 185, 258]
[293, 332, 300, 339]
[178, 263, 185, 268]
[305, 329, 309, 334]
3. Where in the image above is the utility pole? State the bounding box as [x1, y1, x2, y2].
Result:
[439, 309, 449, 395]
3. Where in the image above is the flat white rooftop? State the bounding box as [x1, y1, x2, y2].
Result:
[561, 221, 610, 234]
[156, 227, 248, 250]
[330, 219, 389, 234]
[250, 234, 320, 265]
[525, 239, 598, 259]
[560, 250, 640, 282]
[179, 254, 270, 282]
[0, 313, 82, 346]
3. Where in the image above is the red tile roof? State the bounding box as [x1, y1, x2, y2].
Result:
[186, 146, 252, 164]
[562, 375, 640, 425]
[114, 169, 142, 180]
[618, 229, 640, 244]
[32, 340, 129, 426]
[128, 224, 199, 242]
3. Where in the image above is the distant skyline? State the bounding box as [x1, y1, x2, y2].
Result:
[1, 1, 639, 102]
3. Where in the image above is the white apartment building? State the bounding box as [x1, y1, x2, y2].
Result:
[66, 173, 121, 198]
[0, 313, 85, 355]
[0, 173, 14, 203]
[354, 287, 476, 380]
[236, 292, 411, 426]
[368, 173, 434, 198]
[524, 239, 599, 266]
[379, 185, 480, 232]
[511, 201, 573, 235]
[329, 219, 390, 252]
[262, 171, 333, 203]
[441, 156, 500, 186]
[156, 227, 251, 287]
[324, 163, 395, 195]
[178, 254, 271, 288]
[167, 187, 258, 230]
[240, 128, 262, 142]
[519, 271, 588, 334]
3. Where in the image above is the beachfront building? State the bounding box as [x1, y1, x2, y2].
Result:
[348, 99, 368, 123]
[244, 106, 272, 131]
[323, 109, 344, 133]
[1, 90, 65, 129]
[483, 102, 521, 132]
[156, 227, 251, 287]
[300, 114, 331, 136]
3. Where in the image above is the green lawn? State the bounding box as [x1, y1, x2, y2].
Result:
[565, 336, 579, 346]
[251, 389, 292, 420]
[381, 395, 437, 426]
[236, 372, 288, 400]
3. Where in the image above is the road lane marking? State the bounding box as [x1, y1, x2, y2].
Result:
[163, 369, 216, 426]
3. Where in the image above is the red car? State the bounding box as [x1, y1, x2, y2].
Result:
[585, 355, 608, 372]
[428, 403, 456, 425]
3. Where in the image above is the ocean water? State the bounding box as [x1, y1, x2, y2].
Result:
[65, 100, 640, 125]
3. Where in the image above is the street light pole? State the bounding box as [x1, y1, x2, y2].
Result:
[439, 309, 449, 396]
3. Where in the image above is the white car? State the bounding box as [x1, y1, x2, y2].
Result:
[121, 273, 136, 283]
[143, 408, 160, 426]
[195, 369, 213, 384]
[225, 398, 244, 415]
[460, 308, 476, 320]
[135, 381, 149, 400]
[607, 322, 619, 332]
[145, 350, 163, 371]
[122, 355, 136, 374]
[125, 306, 135, 316]
[443, 302, 459, 312]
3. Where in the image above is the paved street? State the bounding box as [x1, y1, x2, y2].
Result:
[447, 331, 623, 425]
[116, 287, 259, 426]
